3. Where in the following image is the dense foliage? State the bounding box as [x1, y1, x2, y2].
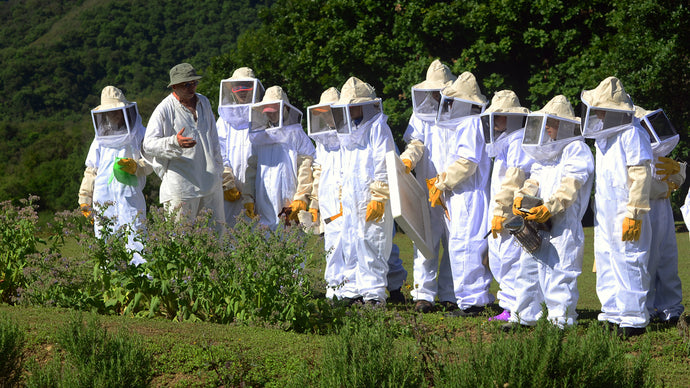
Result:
[2, 0, 689, 212]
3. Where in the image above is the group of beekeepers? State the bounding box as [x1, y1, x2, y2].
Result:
[78, 61, 690, 336]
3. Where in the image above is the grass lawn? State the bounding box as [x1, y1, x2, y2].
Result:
[2, 226, 690, 386]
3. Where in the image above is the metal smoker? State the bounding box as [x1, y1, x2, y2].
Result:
[504, 195, 551, 254]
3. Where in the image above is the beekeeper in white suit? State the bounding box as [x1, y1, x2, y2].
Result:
[307, 87, 345, 299]
[502, 95, 594, 330]
[143, 63, 225, 231]
[635, 106, 686, 324]
[216, 67, 265, 226]
[399, 59, 457, 313]
[78, 86, 152, 265]
[481, 90, 533, 322]
[428, 72, 494, 317]
[246, 86, 315, 230]
[334, 77, 395, 304]
[582, 76, 653, 337]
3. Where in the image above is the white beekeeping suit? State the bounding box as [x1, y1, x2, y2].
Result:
[429, 72, 494, 316]
[683, 191, 690, 238]
[481, 90, 532, 321]
[635, 106, 686, 323]
[504, 95, 594, 329]
[582, 76, 653, 336]
[399, 59, 457, 312]
[247, 86, 315, 230]
[216, 67, 265, 227]
[335, 77, 395, 304]
[78, 86, 153, 265]
[307, 87, 345, 299]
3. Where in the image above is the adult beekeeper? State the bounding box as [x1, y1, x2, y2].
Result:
[582, 76, 653, 337]
[399, 59, 458, 313]
[246, 86, 315, 230]
[216, 67, 265, 226]
[428, 72, 494, 317]
[334, 77, 395, 305]
[635, 106, 685, 325]
[78, 85, 152, 265]
[502, 95, 594, 331]
[481, 90, 533, 322]
[143, 63, 225, 231]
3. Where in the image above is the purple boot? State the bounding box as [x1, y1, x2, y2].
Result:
[488, 310, 511, 322]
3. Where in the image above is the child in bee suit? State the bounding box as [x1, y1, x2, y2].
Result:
[427, 72, 495, 317]
[246, 86, 315, 230]
[635, 106, 686, 324]
[503, 95, 594, 330]
[481, 90, 533, 322]
[333, 77, 397, 304]
[78, 86, 153, 265]
[216, 67, 265, 226]
[399, 59, 458, 312]
[582, 77, 653, 337]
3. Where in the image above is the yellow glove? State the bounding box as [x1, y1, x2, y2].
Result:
[655, 156, 680, 178]
[117, 158, 137, 175]
[491, 216, 506, 239]
[525, 205, 551, 223]
[402, 159, 413, 174]
[309, 208, 319, 223]
[80, 203, 92, 218]
[289, 200, 308, 222]
[244, 202, 257, 219]
[223, 188, 241, 202]
[512, 196, 528, 217]
[365, 200, 385, 222]
[621, 217, 642, 242]
[426, 177, 443, 208]
[666, 181, 679, 198]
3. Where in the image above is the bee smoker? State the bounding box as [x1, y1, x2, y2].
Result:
[504, 195, 551, 254]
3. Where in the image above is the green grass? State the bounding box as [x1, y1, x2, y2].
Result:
[2, 226, 690, 386]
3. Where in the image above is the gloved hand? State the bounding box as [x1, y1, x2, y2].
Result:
[365, 200, 385, 222]
[80, 203, 92, 218]
[223, 188, 241, 202]
[426, 177, 443, 208]
[491, 216, 506, 239]
[512, 196, 528, 217]
[117, 158, 137, 175]
[402, 159, 413, 174]
[244, 202, 257, 219]
[525, 205, 551, 223]
[289, 200, 308, 222]
[655, 156, 680, 178]
[622, 217, 642, 242]
[309, 208, 319, 223]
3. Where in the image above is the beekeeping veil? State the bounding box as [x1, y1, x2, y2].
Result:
[91, 86, 140, 148]
[581, 76, 635, 140]
[522, 95, 582, 161]
[436, 71, 487, 126]
[634, 106, 679, 157]
[249, 85, 303, 144]
[333, 77, 383, 148]
[307, 87, 346, 150]
[411, 59, 456, 122]
[218, 67, 265, 126]
[481, 90, 529, 157]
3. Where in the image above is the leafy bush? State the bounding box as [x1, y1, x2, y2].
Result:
[0, 315, 25, 388]
[25, 314, 153, 388]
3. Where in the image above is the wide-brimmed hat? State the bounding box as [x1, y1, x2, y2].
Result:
[581, 76, 633, 111]
[319, 87, 340, 105]
[168, 63, 202, 87]
[413, 59, 456, 90]
[485, 90, 529, 114]
[338, 77, 377, 104]
[633, 105, 653, 119]
[94, 86, 130, 111]
[535, 95, 578, 121]
[230, 67, 256, 80]
[441, 72, 487, 105]
[260, 85, 290, 113]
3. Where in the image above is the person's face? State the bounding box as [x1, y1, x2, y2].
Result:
[349, 105, 363, 121]
[172, 80, 198, 101]
[494, 115, 508, 132]
[232, 83, 254, 104]
[545, 118, 559, 140]
[595, 110, 606, 120]
[264, 104, 280, 124]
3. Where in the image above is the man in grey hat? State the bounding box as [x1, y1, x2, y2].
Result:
[143, 63, 226, 230]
